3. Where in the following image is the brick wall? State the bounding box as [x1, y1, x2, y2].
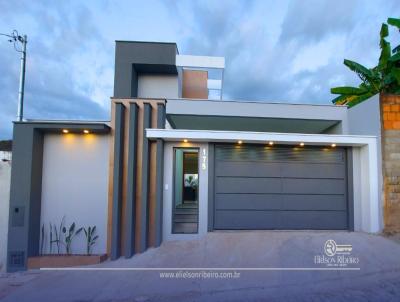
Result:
[381, 94, 400, 232]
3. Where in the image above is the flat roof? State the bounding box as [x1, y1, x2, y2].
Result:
[166, 98, 348, 134]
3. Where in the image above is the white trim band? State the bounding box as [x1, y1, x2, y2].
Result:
[176, 55, 225, 69]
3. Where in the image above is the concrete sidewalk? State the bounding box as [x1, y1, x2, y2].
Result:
[1, 231, 400, 301]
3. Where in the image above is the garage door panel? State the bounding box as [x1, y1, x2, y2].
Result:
[214, 210, 348, 230]
[215, 145, 344, 163]
[281, 163, 345, 179]
[215, 177, 281, 194]
[216, 161, 281, 177]
[282, 195, 346, 211]
[213, 144, 349, 230]
[282, 178, 346, 194]
[214, 210, 281, 229]
[215, 194, 346, 211]
[281, 211, 348, 229]
[215, 193, 283, 210]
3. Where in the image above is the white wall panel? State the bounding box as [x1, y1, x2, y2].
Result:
[138, 74, 179, 99]
[40, 134, 109, 255]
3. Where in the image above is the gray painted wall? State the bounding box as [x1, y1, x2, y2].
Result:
[167, 99, 349, 121]
[347, 94, 383, 230]
[114, 41, 178, 98]
[7, 122, 109, 271]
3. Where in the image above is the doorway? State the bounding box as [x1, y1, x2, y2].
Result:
[172, 148, 199, 233]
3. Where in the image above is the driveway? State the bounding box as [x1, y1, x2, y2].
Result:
[1, 231, 400, 301]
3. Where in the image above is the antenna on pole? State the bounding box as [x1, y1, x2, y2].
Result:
[1, 30, 28, 122]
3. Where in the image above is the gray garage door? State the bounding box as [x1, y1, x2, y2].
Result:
[213, 144, 350, 230]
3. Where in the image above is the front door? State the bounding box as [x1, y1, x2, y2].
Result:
[172, 148, 200, 234]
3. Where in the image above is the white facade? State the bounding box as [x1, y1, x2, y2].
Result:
[0, 161, 11, 271]
[40, 133, 109, 255]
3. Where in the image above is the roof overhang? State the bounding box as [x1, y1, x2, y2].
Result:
[14, 120, 111, 134]
[166, 99, 348, 134]
[146, 129, 377, 147]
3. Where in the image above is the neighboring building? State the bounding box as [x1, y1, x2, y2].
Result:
[7, 41, 382, 272]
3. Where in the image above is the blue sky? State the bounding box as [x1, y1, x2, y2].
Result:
[0, 0, 398, 139]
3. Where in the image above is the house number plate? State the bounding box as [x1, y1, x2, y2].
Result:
[202, 148, 207, 170]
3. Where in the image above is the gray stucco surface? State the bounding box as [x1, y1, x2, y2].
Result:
[114, 41, 178, 98]
[166, 99, 348, 134]
[347, 94, 383, 230]
[1, 232, 399, 301]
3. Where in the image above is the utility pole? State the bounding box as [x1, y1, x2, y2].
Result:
[1, 31, 28, 121]
[17, 35, 27, 122]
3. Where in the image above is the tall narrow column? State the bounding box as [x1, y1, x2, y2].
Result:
[155, 103, 166, 247]
[111, 103, 125, 260]
[139, 103, 152, 252]
[125, 103, 138, 258]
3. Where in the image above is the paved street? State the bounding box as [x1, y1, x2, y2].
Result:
[1, 231, 400, 301]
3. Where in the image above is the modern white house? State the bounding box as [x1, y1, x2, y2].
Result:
[6, 41, 383, 272]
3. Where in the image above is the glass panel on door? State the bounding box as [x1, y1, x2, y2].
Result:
[172, 148, 199, 234]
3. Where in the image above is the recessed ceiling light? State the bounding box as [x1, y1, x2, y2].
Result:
[62, 129, 69, 134]
[83, 130, 90, 134]
[299, 142, 305, 147]
[183, 139, 188, 143]
[238, 140, 243, 144]
[268, 141, 274, 146]
[331, 143, 336, 148]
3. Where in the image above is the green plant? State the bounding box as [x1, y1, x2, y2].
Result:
[53, 216, 65, 254]
[40, 224, 45, 255]
[49, 222, 53, 254]
[62, 222, 83, 255]
[331, 17, 400, 107]
[83, 226, 99, 255]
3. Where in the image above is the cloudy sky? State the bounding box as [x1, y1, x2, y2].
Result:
[0, 0, 398, 139]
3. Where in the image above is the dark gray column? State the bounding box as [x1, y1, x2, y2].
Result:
[207, 143, 215, 231]
[155, 103, 166, 247]
[111, 103, 125, 260]
[346, 148, 355, 231]
[124, 104, 138, 258]
[7, 125, 43, 272]
[139, 103, 152, 252]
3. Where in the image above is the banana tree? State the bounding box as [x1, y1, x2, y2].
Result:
[331, 17, 400, 107]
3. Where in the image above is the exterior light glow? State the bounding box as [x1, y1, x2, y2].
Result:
[238, 140, 243, 144]
[299, 142, 305, 147]
[62, 129, 69, 134]
[183, 139, 188, 143]
[268, 141, 274, 146]
[331, 143, 336, 148]
[83, 130, 90, 134]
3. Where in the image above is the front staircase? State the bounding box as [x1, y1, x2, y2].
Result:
[173, 201, 199, 233]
